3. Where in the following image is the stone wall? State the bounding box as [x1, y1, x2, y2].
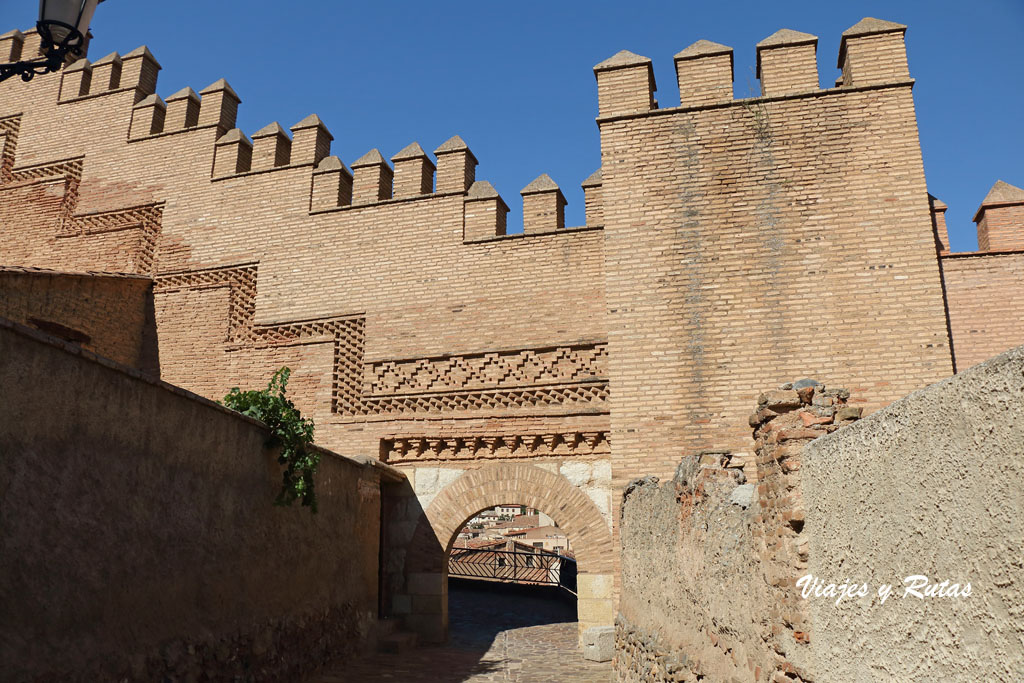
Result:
[617, 348, 1024, 681]
[0, 265, 158, 372]
[0, 319, 389, 682]
[616, 380, 857, 682]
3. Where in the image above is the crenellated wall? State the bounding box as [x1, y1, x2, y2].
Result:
[936, 179, 1024, 371]
[593, 17, 954, 496]
[0, 29, 611, 474]
[3, 16, 1017, 652]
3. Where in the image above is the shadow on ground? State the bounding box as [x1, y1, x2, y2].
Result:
[317, 580, 612, 682]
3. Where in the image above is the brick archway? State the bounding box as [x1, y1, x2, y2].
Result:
[402, 462, 615, 645]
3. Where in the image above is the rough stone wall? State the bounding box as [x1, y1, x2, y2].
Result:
[617, 348, 1024, 681]
[0, 266, 158, 372]
[801, 345, 1024, 681]
[615, 381, 858, 682]
[0, 319, 385, 682]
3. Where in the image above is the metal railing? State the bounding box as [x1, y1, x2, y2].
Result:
[449, 546, 577, 595]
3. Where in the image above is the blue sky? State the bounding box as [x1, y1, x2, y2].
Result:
[4, 1, 1021, 250]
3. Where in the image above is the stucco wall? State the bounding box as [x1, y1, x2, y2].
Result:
[0, 319, 384, 682]
[802, 344, 1024, 680]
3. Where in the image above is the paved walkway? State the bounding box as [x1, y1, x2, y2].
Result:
[317, 583, 613, 682]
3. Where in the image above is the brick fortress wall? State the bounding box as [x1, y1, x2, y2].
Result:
[932, 182, 1024, 371]
[2, 16, 1021, 642]
[594, 20, 954, 493]
[0, 29, 610, 470]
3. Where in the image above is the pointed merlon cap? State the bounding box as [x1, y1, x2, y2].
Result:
[756, 29, 818, 77]
[757, 28, 818, 49]
[123, 45, 161, 68]
[166, 86, 199, 102]
[434, 135, 479, 163]
[252, 121, 290, 139]
[290, 114, 333, 144]
[290, 113, 327, 131]
[675, 39, 733, 61]
[842, 17, 906, 38]
[134, 93, 164, 108]
[594, 49, 653, 73]
[92, 51, 122, 66]
[581, 169, 602, 188]
[65, 57, 90, 72]
[839, 17, 907, 67]
[351, 148, 389, 168]
[391, 141, 431, 162]
[593, 49, 655, 84]
[927, 194, 948, 211]
[200, 78, 240, 101]
[215, 128, 250, 146]
[466, 180, 510, 210]
[314, 155, 352, 177]
[521, 173, 566, 201]
[973, 180, 1024, 222]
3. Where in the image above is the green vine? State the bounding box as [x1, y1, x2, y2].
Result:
[221, 367, 320, 513]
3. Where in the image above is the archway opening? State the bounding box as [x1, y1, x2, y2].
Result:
[431, 502, 610, 677]
[400, 462, 615, 653]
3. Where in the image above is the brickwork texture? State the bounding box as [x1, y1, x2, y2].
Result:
[1, 15, 1022, 650]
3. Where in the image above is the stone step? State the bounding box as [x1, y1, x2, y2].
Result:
[376, 630, 418, 655]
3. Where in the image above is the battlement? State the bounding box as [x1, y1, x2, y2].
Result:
[972, 180, 1024, 252]
[60, 45, 161, 104]
[593, 17, 912, 119]
[2, 27, 603, 244]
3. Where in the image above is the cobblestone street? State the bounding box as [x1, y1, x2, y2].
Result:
[316, 582, 613, 682]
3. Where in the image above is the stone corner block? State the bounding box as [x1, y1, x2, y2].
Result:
[582, 625, 615, 662]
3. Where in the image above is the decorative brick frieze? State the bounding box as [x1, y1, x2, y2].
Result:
[153, 264, 607, 417]
[369, 344, 607, 396]
[381, 430, 609, 463]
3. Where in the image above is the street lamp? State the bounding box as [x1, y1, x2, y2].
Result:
[0, 0, 102, 83]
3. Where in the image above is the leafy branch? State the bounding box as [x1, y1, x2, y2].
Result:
[221, 367, 320, 513]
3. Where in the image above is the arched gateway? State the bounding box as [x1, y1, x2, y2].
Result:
[400, 462, 615, 645]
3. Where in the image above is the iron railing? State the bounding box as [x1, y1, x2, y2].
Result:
[449, 546, 577, 595]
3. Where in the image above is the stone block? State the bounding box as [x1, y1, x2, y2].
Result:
[412, 593, 444, 615]
[730, 483, 756, 508]
[582, 625, 615, 662]
[560, 460, 592, 486]
[407, 572, 443, 596]
[837, 406, 863, 421]
[392, 594, 412, 615]
[577, 573, 614, 599]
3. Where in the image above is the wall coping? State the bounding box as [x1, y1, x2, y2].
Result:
[0, 264, 152, 282]
[0, 316, 404, 481]
[940, 248, 1024, 260]
[594, 79, 915, 126]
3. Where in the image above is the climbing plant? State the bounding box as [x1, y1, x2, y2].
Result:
[221, 367, 320, 513]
